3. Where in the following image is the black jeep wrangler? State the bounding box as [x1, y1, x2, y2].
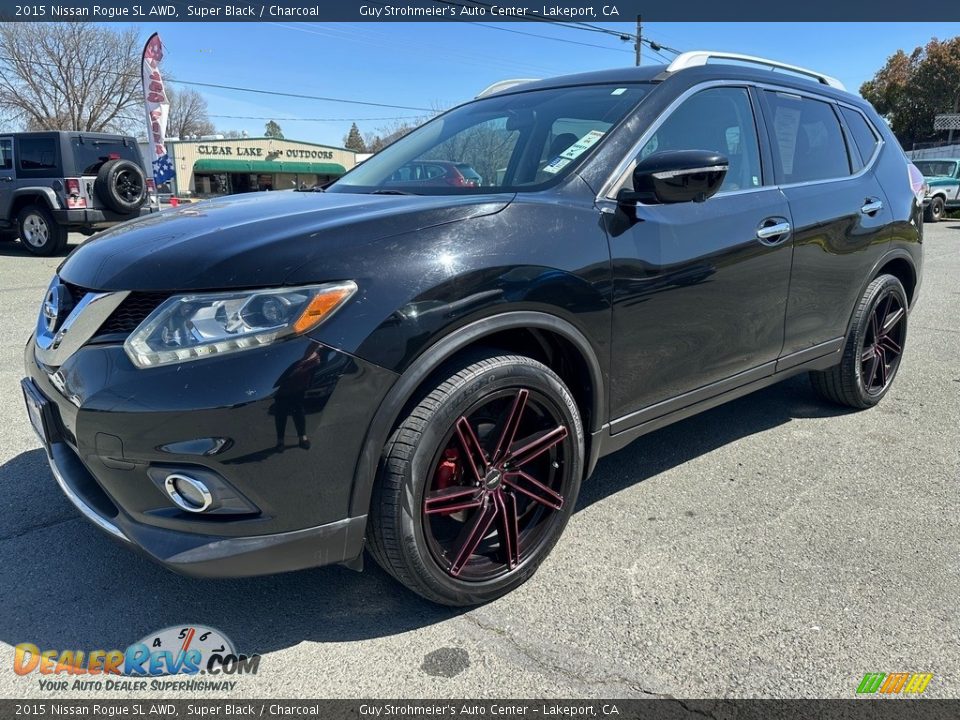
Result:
[0, 131, 159, 255]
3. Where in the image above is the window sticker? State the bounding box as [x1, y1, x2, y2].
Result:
[772, 106, 801, 176]
[542, 156, 572, 174]
[611, 88, 627, 95]
[559, 130, 606, 160]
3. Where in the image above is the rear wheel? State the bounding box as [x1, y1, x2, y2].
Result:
[17, 205, 67, 256]
[924, 196, 945, 223]
[810, 274, 908, 409]
[368, 352, 583, 606]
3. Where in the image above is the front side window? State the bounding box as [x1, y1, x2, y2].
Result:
[764, 92, 851, 184]
[638, 87, 763, 193]
[329, 84, 648, 195]
[18, 138, 57, 171]
[0, 139, 12, 171]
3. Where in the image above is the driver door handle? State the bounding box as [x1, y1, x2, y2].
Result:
[756, 219, 792, 244]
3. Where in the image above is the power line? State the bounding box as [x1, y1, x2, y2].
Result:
[469, 22, 633, 53]
[0, 54, 435, 112]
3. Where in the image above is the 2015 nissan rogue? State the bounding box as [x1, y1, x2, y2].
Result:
[22, 52, 924, 605]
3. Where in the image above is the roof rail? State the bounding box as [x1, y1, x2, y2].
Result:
[475, 78, 539, 99]
[666, 51, 845, 91]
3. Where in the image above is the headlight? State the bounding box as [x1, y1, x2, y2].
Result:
[123, 281, 357, 368]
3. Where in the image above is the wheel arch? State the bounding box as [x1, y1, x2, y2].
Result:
[348, 311, 606, 518]
[843, 248, 918, 342]
[11, 188, 58, 218]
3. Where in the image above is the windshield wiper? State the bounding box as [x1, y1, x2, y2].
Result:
[370, 189, 419, 195]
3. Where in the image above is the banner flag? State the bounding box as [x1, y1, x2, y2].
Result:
[141, 32, 174, 185]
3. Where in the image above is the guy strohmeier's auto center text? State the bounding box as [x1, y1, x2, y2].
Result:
[13, 3, 622, 19]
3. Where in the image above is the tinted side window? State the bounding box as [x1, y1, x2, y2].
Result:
[18, 138, 58, 171]
[640, 87, 762, 193]
[764, 92, 850, 184]
[840, 107, 880, 167]
[0, 139, 12, 171]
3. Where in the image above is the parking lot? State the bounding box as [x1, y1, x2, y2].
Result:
[0, 223, 957, 700]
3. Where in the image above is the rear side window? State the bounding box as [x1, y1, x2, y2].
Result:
[764, 92, 851, 184]
[0, 139, 11, 171]
[840, 107, 880, 168]
[639, 87, 763, 193]
[69, 137, 140, 175]
[18, 138, 57, 171]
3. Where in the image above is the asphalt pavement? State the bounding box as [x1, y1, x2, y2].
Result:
[0, 224, 957, 699]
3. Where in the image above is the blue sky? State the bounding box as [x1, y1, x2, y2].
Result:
[120, 21, 960, 148]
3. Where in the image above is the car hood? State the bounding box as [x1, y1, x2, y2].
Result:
[925, 175, 958, 186]
[59, 191, 512, 291]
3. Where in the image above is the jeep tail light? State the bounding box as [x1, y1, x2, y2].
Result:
[64, 178, 86, 209]
[146, 177, 156, 193]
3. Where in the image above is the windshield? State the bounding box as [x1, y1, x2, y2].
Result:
[328, 84, 648, 195]
[914, 160, 958, 178]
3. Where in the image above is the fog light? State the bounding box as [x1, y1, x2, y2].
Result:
[163, 473, 213, 513]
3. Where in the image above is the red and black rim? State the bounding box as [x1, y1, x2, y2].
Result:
[860, 290, 906, 395]
[421, 387, 572, 582]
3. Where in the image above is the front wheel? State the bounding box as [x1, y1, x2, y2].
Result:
[810, 274, 908, 409]
[924, 196, 945, 223]
[367, 352, 584, 606]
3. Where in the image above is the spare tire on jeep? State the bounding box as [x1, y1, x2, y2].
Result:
[95, 159, 147, 214]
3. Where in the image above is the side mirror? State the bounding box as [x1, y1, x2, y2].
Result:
[619, 150, 728, 205]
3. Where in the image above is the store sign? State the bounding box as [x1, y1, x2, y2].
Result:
[285, 149, 335, 160]
[197, 145, 263, 157]
[194, 145, 336, 160]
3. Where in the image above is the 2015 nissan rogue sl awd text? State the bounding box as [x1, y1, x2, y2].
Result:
[23, 52, 924, 605]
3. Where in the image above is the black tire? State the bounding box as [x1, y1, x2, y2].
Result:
[810, 274, 908, 409]
[95, 159, 147, 214]
[368, 352, 584, 606]
[924, 196, 945, 223]
[17, 204, 67, 256]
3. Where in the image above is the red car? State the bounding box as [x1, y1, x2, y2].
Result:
[386, 160, 481, 188]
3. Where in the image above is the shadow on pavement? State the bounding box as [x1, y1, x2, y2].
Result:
[0, 375, 848, 655]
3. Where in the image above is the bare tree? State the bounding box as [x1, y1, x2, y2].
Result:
[166, 87, 215, 139]
[0, 23, 142, 133]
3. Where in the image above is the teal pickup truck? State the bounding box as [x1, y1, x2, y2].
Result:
[914, 158, 960, 222]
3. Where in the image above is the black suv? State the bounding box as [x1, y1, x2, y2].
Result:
[0, 131, 158, 255]
[22, 53, 923, 605]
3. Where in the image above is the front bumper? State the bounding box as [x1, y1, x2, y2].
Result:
[23, 334, 397, 577]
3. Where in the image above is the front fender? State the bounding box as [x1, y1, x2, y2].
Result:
[346, 310, 607, 518]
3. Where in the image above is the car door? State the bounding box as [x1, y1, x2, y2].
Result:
[759, 90, 893, 358]
[604, 85, 794, 426]
[0, 137, 14, 225]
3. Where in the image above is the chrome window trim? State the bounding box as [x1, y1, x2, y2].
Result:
[597, 79, 883, 204]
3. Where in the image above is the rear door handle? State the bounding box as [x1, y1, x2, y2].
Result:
[861, 199, 883, 215]
[756, 219, 791, 244]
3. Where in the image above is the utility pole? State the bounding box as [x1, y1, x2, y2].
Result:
[634, 15, 642, 66]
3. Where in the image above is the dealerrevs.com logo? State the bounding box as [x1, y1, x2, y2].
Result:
[14, 625, 260, 692]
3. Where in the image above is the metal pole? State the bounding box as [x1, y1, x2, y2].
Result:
[635, 15, 642, 66]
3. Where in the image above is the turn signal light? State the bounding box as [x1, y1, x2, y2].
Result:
[293, 283, 357, 334]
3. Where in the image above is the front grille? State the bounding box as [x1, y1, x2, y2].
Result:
[62, 282, 88, 308]
[97, 292, 169, 335]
